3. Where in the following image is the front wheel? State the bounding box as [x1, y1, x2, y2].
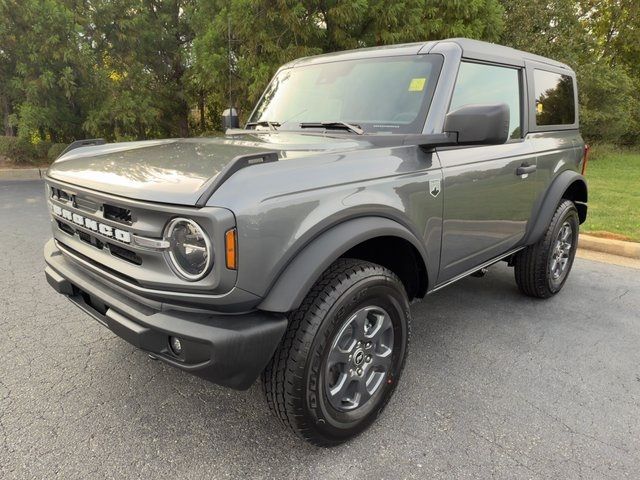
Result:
[261, 259, 411, 447]
[514, 199, 579, 298]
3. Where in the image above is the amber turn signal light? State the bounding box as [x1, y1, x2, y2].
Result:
[225, 228, 237, 270]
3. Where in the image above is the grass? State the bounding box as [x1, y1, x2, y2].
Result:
[582, 146, 640, 242]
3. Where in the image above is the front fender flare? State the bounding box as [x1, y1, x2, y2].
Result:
[258, 217, 429, 313]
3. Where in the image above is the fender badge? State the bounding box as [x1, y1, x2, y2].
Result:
[429, 179, 441, 198]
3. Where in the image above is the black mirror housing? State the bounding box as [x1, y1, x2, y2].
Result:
[444, 103, 510, 145]
[222, 108, 240, 130]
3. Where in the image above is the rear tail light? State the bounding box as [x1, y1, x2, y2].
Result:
[581, 144, 590, 175]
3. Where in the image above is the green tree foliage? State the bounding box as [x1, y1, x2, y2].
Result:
[501, 0, 640, 144]
[84, 0, 196, 139]
[0, 0, 638, 148]
[1, 0, 96, 142]
[584, 0, 640, 144]
[190, 0, 505, 123]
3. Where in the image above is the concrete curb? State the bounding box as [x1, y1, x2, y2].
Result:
[0, 168, 44, 180]
[579, 234, 640, 260]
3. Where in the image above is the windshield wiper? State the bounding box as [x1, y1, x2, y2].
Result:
[299, 121, 364, 135]
[245, 120, 280, 131]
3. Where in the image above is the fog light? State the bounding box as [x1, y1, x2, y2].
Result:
[169, 336, 183, 355]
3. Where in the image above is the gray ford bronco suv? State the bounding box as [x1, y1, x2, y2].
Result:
[44, 38, 588, 446]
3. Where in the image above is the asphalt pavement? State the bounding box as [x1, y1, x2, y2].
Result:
[1, 180, 639, 479]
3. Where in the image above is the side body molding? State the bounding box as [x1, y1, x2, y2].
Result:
[258, 217, 430, 313]
[524, 170, 588, 246]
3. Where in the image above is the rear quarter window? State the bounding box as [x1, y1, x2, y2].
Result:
[534, 70, 576, 126]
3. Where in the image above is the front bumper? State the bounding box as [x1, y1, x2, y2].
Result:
[44, 240, 287, 390]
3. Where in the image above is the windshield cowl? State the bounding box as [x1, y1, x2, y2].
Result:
[299, 121, 364, 135]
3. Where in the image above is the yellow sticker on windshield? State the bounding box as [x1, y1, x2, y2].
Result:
[408, 78, 426, 92]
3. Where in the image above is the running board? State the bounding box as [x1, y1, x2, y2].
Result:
[428, 246, 525, 294]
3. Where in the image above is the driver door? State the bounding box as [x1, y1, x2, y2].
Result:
[436, 61, 537, 283]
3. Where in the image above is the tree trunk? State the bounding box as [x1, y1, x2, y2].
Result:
[2, 95, 15, 136]
[199, 91, 206, 132]
[177, 103, 189, 138]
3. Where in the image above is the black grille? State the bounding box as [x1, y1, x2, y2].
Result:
[58, 221, 105, 250]
[78, 230, 92, 244]
[57, 220, 75, 236]
[108, 243, 142, 265]
[57, 219, 138, 263]
[51, 187, 71, 202]
[103, 204, 132, 224]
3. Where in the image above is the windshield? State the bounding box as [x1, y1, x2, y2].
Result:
[248, 55, 443, 134]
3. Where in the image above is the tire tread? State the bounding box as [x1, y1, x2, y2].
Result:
[261, 258, 408, 446]
[514, 199, 578, 298]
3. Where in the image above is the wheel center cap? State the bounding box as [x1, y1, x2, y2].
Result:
[353, 349, 365, 366]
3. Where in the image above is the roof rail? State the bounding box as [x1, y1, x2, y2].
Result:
[195, 151, 279, 207]
[58, 138, 106, 158]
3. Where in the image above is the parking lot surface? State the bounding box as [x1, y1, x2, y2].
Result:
[1, 180, 639, 479]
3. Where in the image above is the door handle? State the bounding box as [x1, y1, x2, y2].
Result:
[516, 163, 537, 176]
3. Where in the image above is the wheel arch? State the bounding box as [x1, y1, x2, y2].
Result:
[258, 217, 430, 313]
[524, 170, 587, 246]
[561, 178, 588, 223]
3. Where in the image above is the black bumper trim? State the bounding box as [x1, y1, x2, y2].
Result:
[45, 250, 288, 390]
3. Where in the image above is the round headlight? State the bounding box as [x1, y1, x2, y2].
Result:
[165, 218, 212, 281]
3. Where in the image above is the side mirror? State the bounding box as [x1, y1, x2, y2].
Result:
[444, 103, 510, 145]
[221, 107, 240, 130]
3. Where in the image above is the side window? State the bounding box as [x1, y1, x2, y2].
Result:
[534, 70, 575, 126]
[450, 62, 522, 139]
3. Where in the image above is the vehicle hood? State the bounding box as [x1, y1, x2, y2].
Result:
[46, 133, 372, 205]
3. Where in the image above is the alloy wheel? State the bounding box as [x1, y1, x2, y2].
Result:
[324, 306, 394, 412]
[550, 221, 573, 280]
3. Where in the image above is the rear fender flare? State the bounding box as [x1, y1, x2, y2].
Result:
[258, 217, 429, 313]
[524, 170, 587, 245]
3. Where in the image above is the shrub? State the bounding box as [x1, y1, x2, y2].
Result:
[0, 136, 38, 164]
[588, 143, 638, 161]
[48, 143, 68, 160]
[33, 141, 53, 160]
[588, 143, 617, 161]
[578, 63, 639, 145]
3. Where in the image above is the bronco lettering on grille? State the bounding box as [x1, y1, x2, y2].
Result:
[51, 204, 132, 244]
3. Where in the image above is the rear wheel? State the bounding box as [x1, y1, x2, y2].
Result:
[261, 258, 410, 447]
[514, 199, 579, 298]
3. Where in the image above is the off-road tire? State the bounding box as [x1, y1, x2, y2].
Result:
[261, 258, 411, 447]
[514, 199, 579, 298]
